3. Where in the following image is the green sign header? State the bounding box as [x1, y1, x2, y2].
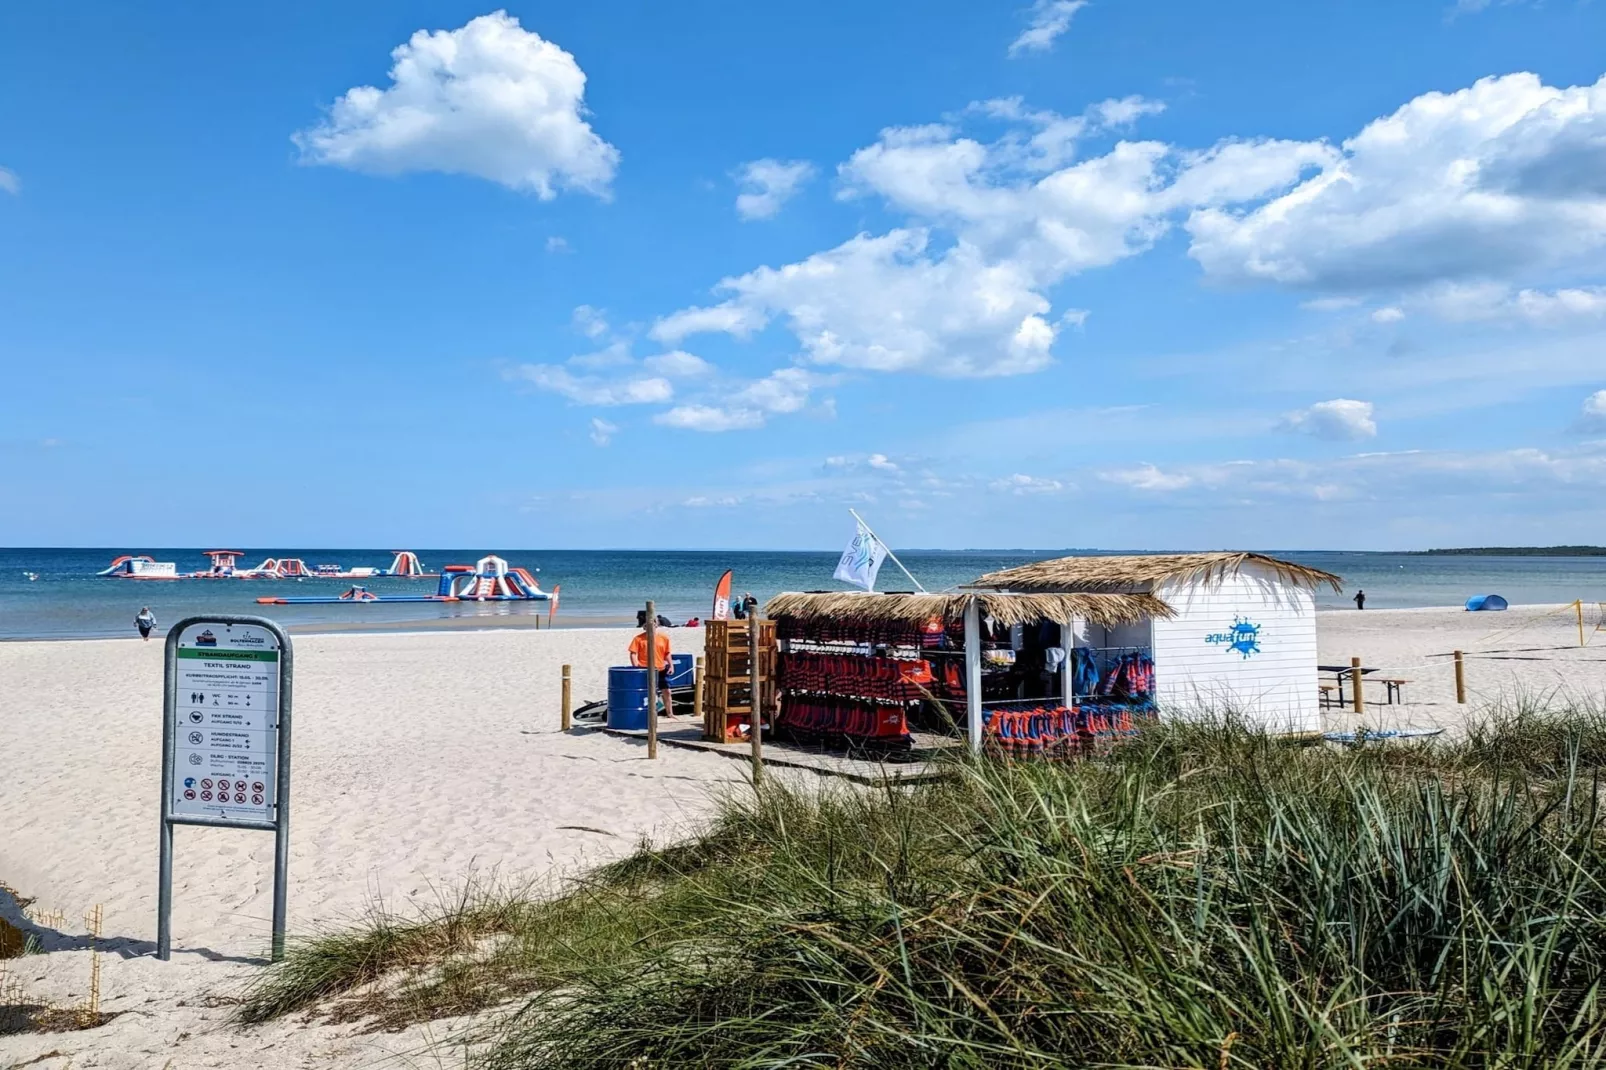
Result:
[177, 647, 279, 662]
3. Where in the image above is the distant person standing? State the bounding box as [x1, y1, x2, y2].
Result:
[135, 606, 156, 641]
[629, 609, 675, 716]
[1353, 589, 1366, 611]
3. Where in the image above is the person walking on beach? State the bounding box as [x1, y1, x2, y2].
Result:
[1353, 589, 1366, 611]
[629, 610, 675, 716]
[135, 606, 156, 641]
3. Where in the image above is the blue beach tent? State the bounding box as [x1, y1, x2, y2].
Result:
[1465, 594, 1509, 611]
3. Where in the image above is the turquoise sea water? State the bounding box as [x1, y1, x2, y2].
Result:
[3, 547, 1606, 641]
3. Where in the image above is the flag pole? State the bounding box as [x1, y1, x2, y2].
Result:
[848, 508, 926, 592]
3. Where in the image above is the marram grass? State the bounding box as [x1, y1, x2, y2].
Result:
[241, 705, 1606, 1068]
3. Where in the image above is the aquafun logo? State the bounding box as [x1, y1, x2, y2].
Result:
[1205, 617, 1261, 659]
[195, 629, 218, 647]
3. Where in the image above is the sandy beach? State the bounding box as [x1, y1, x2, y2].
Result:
[1318, 602, 1606, 727]
[3, 606, 1604, 1068]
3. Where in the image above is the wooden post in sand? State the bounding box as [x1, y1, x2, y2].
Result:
[1454, 650, 1466, 704]
[748, 597, 763, 783]
[646, 601, 659, 760]
[560, 664, 572, 731]
[694, 655, 705, 730]
[1350, 656, 1364, 714]
[1577, 600, 1586, 648]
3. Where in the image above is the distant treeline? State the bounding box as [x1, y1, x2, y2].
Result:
[1417, 546, 1606, 557]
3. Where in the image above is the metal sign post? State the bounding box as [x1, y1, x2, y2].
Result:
[157, 615, 293, 962]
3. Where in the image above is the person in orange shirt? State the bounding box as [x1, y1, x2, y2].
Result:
[629, 610, 675, 716]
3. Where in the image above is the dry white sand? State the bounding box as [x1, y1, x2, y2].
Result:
[0, 626, 759, 1069]
[3, 606, 1605, 1068]
[1317, 602, 1606, 732]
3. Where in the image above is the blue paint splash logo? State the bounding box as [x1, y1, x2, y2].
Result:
[1205, 617, 1261, 658]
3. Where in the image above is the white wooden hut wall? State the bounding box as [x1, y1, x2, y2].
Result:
[1150, 566, 1320, 732]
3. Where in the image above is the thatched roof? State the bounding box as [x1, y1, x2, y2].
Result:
[970, 551, 1342, 594]
[765, 590, 1173, 628]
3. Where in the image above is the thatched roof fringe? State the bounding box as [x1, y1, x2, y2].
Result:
[970, 552, 1343, 594]
[764, 591, 1173, 628]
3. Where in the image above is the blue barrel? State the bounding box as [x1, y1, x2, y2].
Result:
[665, 653, 695, 688]
[607, 667, 652, 730]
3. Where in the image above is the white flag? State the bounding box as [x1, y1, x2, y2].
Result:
[833, 521, 888, 591]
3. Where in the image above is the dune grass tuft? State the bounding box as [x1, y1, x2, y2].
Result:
[241, 709, 1606, 1067]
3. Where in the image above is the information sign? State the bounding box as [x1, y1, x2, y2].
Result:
[158, 615, 293, 962]
[170, 622, 281, 824]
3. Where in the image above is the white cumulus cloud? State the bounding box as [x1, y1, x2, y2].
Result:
[293, 11, 618, 198]
[1093, 442, 1606, 505]
[571, 304, 610, 339]
[653, 368, 823, 432]
[1580, 390, 1606, 432]
[1280, 398, 1378, 440]
[512, 364, 672, 406]
[589, 417, 618, 446]
[1008, 0, 1087, 56]
[823, 453, 905, 474]
[0, 167, 18, 195]
[652, 229, 1058, 377]
[654, 100, 1333, 379]
[1100, 463, 1194, 492]
[650, 301, 768, 344]
[642, 350, 714, 378]
[734, 158, 815, 220]
[991, 473, 1065, 494]
[1412, 282, 1606, 326]
[656, 405, 767, 433]
[648, 70, 1606, 387]
[1187, 72, 1606, 298]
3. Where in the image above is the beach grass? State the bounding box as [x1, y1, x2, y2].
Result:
[240, 704, 1606, 1067]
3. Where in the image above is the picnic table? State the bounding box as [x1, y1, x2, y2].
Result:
[1317, 664, 1409, 708]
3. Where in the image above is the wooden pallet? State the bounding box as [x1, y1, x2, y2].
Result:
[704, 620, 777, 743]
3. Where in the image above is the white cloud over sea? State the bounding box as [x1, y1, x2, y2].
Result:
[294, 11, 618, 198]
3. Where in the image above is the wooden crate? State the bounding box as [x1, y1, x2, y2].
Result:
[704, 620, 777, 743]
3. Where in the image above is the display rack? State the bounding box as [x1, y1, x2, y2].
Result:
[770, 617, 939, 753]
[703, 620, 777, 744]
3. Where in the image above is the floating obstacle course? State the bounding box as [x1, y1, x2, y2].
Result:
[95, 555, 179, 579]
[256, 555, 558, 617]
[98, 549, 435, 581]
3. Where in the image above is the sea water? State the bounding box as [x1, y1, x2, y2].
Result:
[2, 547, 1605, 641]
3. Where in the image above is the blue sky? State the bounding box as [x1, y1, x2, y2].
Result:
[3, 0, 1606, 551]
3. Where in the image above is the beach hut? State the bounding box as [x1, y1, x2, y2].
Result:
[765, 589, 1169, 753]
[970, 552, 1343, 736]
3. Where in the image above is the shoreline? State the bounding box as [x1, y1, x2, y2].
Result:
[0, 612, 643, 643]
[0, 602, 1583, 644]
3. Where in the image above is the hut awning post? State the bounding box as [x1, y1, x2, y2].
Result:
[965, 595, 982, 753]
[1062, 615, 1076, 712]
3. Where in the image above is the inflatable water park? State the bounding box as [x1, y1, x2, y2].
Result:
[254, 555, 558, 611]
[97, 550, 432, 581]
[95, 555, 181, 579]
[192, 549, 433, 580]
